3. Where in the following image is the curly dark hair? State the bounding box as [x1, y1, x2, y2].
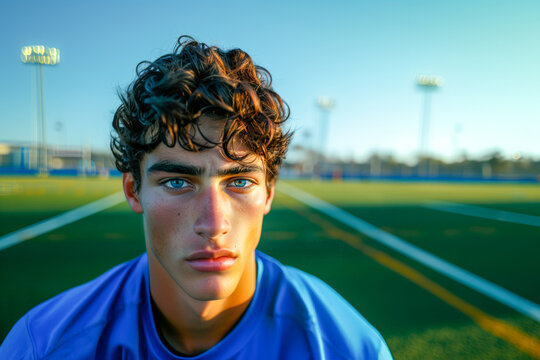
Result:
[111, 35, 292, 191]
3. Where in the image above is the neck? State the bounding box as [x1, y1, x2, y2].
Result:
[148, 254, 257, 356]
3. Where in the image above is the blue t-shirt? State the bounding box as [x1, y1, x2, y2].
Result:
[1, 251, 392, 359]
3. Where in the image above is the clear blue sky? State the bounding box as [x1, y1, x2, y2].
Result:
[2, 0, 539, 163]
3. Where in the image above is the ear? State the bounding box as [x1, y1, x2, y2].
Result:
[263, 184, 275, 215]
[122, 172, 143, 214]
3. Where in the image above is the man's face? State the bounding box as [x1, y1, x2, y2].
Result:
[123, 121, 274, 302]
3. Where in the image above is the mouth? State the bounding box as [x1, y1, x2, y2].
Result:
[186, 249, 238, 272]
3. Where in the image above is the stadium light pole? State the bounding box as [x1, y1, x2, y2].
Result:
[416, 75, 442, 177]
[316, 96, 335, 177]
[21, 45, 60, 175]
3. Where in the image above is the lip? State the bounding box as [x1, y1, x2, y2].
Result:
[186, 249, 237, 272]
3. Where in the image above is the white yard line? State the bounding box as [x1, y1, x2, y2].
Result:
[278, 182, 540, 323]
[425, 201, 540, 227]
[0, 191, 125, 251]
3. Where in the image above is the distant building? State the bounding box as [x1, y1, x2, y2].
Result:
[0, 142, 116, 176]
[1, 141, 539, 182]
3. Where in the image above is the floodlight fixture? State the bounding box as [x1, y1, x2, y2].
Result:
[317, 96, 335, 110]
[21, 46, 60, 65]
[417, 75, 443, 89]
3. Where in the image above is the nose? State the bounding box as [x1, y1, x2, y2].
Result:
[193, 184, 231, 242]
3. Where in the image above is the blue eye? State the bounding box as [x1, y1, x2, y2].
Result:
[230, 179, 251, 188]
[164, 179, 187, 189]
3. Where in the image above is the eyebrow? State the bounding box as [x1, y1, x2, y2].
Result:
[147, 161, 263, 177]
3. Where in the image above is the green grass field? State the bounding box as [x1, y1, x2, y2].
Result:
[1, 176, 539, 359]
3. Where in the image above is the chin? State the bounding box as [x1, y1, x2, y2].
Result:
[188, 275, 238, 302]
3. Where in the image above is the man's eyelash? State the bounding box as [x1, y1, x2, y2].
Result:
[162, 178, 189, 189]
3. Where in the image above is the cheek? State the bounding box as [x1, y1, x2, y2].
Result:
[234, 194, 267, 246]
[245, 190, 269, 211]
[235, 193, 266, 221]
[142, 195, 192, 255]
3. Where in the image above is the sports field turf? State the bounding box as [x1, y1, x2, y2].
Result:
[1, 176, 539, 359]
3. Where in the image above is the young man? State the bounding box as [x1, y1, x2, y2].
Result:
[1, 36, 392, 359]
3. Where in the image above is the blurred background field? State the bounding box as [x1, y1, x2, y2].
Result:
[1, 176, 539, 359]
[3, 1, 540, 358]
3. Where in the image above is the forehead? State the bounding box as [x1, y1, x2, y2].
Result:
[142, 142, 264, 174]
[141, 115, 266, 175]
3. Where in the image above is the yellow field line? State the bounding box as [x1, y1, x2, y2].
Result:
[279, 196, 540, 359]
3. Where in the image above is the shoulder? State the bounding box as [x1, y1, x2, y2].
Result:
[0, 255, 147, 360]
[256, 251, 393, 359]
